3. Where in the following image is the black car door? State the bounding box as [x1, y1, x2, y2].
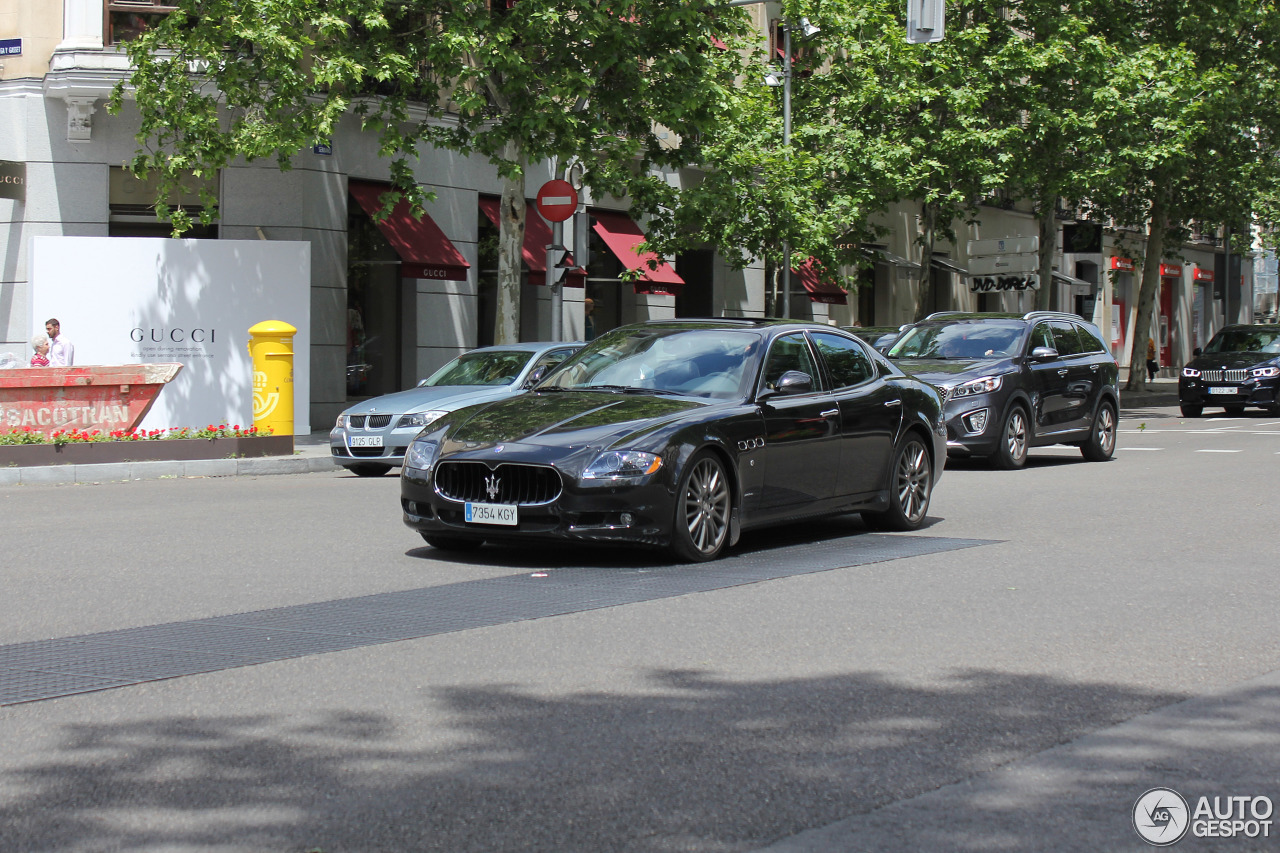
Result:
[1027, 321, 1077, 433]
[810, 331, 901, 498]
[755, 333, 840, 513]
[1048, 321, 1094, 432]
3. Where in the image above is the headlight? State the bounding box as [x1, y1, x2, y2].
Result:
[405, 437, 440, 471]
[950, 375, 1003, 398]
[398, 410, 448, 429]
[334, 414, 347, 428]
[581, 450, 663, 481]
[1182, 367, 1201, 378]
[1251, 366, 1280, 379]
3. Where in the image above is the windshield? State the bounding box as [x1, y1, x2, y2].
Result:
[541, 327, 763, 399]
[420, 350, 534, 387]
[1203, 327, 1280, 354]
[889, 322, 1025, 359]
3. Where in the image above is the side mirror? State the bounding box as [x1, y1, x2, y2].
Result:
[524, 366, 548, 388]
[1193, 347, 1203, 357]
[772, 370, 814, 396]
[1030, 346, 1059, 361]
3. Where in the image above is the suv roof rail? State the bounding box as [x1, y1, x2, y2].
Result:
[1021, 310, 1084, 322]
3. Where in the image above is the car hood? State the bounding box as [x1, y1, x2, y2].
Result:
[437, 391, 706, 456]
[1188, 352, 1280, 370]
[343, 384, 515, 416]
[890, 357, 1015, 386]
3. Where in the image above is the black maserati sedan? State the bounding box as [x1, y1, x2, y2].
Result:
[401, 319, 947, 562]
[1178, 324, 1280, 417]
[886, 312, 1120, 469]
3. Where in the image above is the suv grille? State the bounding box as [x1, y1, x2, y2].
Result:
[936, 386, 954, 405]
[435, 462, 562, 506]
[349, 414, 393, 429]
[1200, 369, 1248, 383]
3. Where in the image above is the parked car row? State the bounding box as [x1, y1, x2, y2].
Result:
[333, 313, 1127, 562]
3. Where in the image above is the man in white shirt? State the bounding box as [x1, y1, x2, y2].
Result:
[45, 318, 74, 366]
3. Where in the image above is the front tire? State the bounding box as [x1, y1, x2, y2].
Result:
[669, 451, 732, 563]
[1180, 404, 1203, 418]
[421, 533, 485, 552]
[1081, 401, 1117, 461]
[864, 435, 933, 531]
[991, 405, 1029, 470]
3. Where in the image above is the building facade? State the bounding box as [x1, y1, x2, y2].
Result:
[1, 0, 1256, 431]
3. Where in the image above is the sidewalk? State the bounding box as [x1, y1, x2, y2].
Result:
[0, 430, 340, 487]
[1117, 375, 1180, 410]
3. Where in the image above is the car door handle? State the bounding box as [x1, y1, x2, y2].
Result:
[821, 408, 839, 419]
[884, 399, 902, 407]
[1058, 369, 1069, 375]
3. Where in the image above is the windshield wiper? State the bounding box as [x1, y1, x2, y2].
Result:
[582, 384, 679, 395]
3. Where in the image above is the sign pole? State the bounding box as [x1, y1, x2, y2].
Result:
[549, 220, 564, 342]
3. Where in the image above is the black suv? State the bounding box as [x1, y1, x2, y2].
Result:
[1178, 324, 1280, 417]
[886, 312, 1120, 468]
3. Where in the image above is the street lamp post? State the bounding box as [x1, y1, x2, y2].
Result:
[729, 1, 817, 319]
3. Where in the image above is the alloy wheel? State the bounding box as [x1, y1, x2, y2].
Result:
[895, 441, 931, 524]
[683, 457, 730, 555]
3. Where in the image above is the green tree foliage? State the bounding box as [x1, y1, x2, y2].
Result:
[1082, 0, 1280, 389]
[109, 0, 749, 343]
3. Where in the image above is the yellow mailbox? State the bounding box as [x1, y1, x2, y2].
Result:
[247, 320, 297, 436]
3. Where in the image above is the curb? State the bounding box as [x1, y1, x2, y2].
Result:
[0, 453, 340, 487]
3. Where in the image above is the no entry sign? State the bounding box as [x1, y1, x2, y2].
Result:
[535, 179, 578, 223]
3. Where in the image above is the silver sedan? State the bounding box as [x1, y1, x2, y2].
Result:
[330, 342, 581, 476]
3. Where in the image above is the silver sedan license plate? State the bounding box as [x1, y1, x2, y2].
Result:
[1208, 386, 1238, 395]
[349, 435, 384, 448]
[465, 502, 518, 526]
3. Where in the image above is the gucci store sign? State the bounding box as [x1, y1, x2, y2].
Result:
[0, 160, 24, 203]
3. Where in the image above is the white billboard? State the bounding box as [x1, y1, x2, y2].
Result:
[31, 237, 311, 435]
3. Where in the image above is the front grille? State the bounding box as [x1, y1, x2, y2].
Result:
[936, 386, 954, 405]
[435, 462, 562, 506]
[349, 414, 393, 429]
[1201, 369, 1248, 382]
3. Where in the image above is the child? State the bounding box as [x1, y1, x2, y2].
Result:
[30, 333, 50, 367]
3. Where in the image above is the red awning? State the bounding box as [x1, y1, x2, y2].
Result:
[349, 181, 470, 282]
[591, 210, 684, 295]
[478, 197, 586, 287]
[792, 259, 848, 305]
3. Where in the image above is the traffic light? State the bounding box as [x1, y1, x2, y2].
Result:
[906, 0, 945, 44]
[546, 245, 572, 286]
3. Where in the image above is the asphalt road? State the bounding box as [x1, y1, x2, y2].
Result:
[1, 404, 1278, 853]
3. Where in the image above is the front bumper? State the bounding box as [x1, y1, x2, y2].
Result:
[401, 465, 677, 547]
[940, 400, 999, 457]
[330, 425, 421, 467]
[1179, 377, 1280, 409]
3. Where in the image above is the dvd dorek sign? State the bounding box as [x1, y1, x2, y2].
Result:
[0, 160, 25, 203]
[970, 274, 1040, 292]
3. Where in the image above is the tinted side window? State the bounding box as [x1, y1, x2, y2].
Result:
[1049, 321, 1084, 356]
[1028, 323, 1055, 352]
[811, 332, 873, 388]
[1076, 323, 1107, 353]
[763, 333, 822, 391]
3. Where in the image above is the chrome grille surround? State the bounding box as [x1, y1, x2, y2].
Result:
[1200, 369, 1248, 383]
[434, 461, 563, 506]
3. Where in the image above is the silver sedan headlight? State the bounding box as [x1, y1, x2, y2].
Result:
[334, 414, 347, 428]
[398, 410, 448, 429]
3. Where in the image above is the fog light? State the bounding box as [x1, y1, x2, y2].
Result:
[962, 409, 989, 434]
[620, 512, 634, 527]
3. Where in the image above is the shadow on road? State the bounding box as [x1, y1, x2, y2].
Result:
[0, 669, 1191, 852]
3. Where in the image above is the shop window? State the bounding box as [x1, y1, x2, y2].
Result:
[106, 0, 179, 45]
[108, 166, 218, 237]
